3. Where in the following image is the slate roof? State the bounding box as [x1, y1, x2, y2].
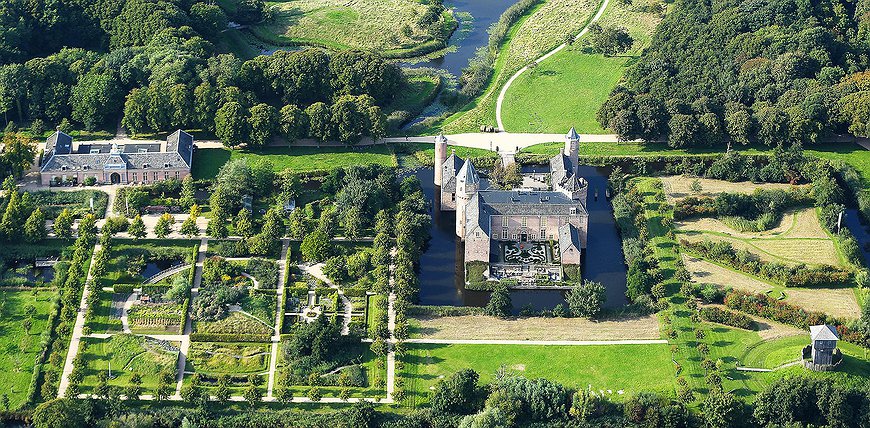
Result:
[566, 127, 580, 140]
[441, 153, 464, 192]
[457, 158, 480, 187]
[46, 131, 73, 156]
[810, 325, 839, 341]
[40, 130, 194, 173]
[558, 223, 581, 253]
[464, 190, 588, 239]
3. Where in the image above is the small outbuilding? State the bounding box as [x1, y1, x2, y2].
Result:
[803, 324, 841, 371]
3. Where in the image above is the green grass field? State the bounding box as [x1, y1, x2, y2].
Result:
[400, 343, 674, 408]
[79, 334, 179, 394]
[192, 146, 397, 179]
[187, 342, 271, 375]
[502, 52, 627, 133]
[0, 289, 57, 409]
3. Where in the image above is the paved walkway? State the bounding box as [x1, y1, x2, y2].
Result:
[299, 263, 354, 334]
[119, 293, 136, 333]
[173, 238, 207, 398]
[495, 0, 612, 131]
[58, 243, 101, 397]
[266, 239, 289, 399]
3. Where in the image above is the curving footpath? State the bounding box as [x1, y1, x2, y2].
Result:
[495, 0, 611, 131]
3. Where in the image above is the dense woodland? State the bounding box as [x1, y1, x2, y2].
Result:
[0, 0, 401, 145]
[598, 0, 870, 146]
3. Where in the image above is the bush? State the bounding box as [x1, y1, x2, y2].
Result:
[699, 307, 756, 330]
[113, 284, 136, 294]
[189, 333, 272, 343]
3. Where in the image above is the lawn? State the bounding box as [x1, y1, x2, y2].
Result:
[79, 334, 179, 394]
[395, 142, 499, 168]
[501, 51, 627, 133]
[400, 343, 674, 408]
[249, 0, 453, 56]
[439, 0, 600, 134]
[0, 289, 57, 410]
[192, 146, 397, 179]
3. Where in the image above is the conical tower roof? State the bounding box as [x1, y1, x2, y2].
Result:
[457, 158, 479, 186]
[566, 127, 580, 140]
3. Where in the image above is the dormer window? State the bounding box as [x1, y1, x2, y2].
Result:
[164, 163, 170, 168]
[138, 148, 148, 153]
[89, 148, 100, 154]
[143, 163, 149, 168]
[61, 165, 67, 171]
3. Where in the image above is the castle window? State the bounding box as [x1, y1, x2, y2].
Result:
[502, 228, 508, 240]
[132, 173, 137, 181]
[521, 216, 527, 227]
[540, 228, 546, 240]
[152, 172, 158, 180]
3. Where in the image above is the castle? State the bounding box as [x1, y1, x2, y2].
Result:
[435, 129, 589, 284]
[39, 130, 194, 186]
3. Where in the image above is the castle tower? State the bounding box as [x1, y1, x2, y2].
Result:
[565, 127, 580, 170]
[455, 158, 479, 238]
[434, 134, 448, 187]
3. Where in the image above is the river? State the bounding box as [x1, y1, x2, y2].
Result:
[413, 165, 628, 311]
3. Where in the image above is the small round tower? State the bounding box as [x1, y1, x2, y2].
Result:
[434, 134, 448, 187]
[455, 158, 480, 238]
[565, 127, 580, 169]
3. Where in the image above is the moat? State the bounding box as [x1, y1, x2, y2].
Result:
[413, 165, 629, 310]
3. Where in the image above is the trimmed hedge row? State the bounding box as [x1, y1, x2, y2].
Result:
[699, 306, 756, 330]
[680, 239, 853, 287]
[189, 333, 272, 343]
[724, 290, 866, 346]
[113, 283, 136, 293]
[407, 305, 485, 317]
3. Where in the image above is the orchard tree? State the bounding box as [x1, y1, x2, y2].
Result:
[153, 213, 174, 238]
[53, 209, 74, 239]
[235, 208, 253, 238]
[215, 101, 249, 148]
[128, 215, 146, 240]
[0, 189, 22, 240]
[180, 215, 199, 238]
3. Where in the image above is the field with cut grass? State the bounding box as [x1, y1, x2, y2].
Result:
[192, 146, 397, 178]
[0, 289, 57, 409]
[400, 343, 674, 408]
[79, 334, 179, 393]
[249, 0, 453, 56]
[660, 176, 805, 201]
[408, 314, 661, 340]
[682, 255, 861, 319]
[500, 0, 664, 133]
[441, 0, 600, 134]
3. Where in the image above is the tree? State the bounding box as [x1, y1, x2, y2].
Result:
[589, 24, 634, 56]
[248, 103, 277, 147]
[431, 369, 480, 415]
[180, 216, 199, 238]
[243, 383, 262, 408]
[153, 213, 174, 238]
[128, 373, 143, 399]
[300, 229, 332, 262]
[235, 208, 253, 238]
[0, 189, 22, 240]
[180, 175, 196, 208]
[279, 104, 307, 142]
[305, 102, 333, 142]
[215, 101, 249, 148]
[71, 72, 121, 130]
[484, 285, 512, 318]
[54, 209, 74, 239]
[565, 280, 606, 319]
[32, 398, 87, 428]
[189, 2, 228, 39]
[128, 215, 146, 240]
[0, 133, 36, 179]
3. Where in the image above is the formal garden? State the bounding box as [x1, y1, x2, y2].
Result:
[73, 334, 179, 398]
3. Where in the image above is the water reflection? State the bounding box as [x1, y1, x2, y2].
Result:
[413, 165, 628, 311]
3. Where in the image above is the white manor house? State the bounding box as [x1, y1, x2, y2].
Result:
[434, 129, 589, 284]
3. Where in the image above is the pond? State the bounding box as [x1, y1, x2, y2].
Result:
[4, 260, 55, 283]
[408, 0, 518, 78]
[412, 165, 628, 311]
[141, 259, 183, 280]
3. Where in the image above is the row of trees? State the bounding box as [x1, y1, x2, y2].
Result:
[598, 0, 870, 146]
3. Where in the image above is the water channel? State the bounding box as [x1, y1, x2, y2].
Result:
[413, 165, 628, 311]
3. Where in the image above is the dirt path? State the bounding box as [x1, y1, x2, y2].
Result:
[266, 240, 289, 400]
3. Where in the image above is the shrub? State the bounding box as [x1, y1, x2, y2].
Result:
[699, 307, 756, 330]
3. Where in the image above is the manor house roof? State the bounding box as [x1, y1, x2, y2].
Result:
[41, 130, 194, 173]
[465, 190, 588, 237]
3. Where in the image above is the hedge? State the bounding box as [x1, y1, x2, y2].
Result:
[681, 239, 853, 287]
[113, 283, 136, 294]
[407, 305, 485, 317]
[724, 290, 866, 346]
[699, 306, 756, 330]
[189, 333, 272, 343]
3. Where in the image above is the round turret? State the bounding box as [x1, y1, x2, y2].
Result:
[434, 134, 448, 187]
